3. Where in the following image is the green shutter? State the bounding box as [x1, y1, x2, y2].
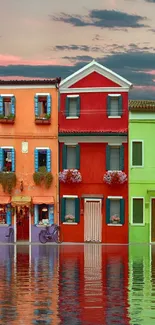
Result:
[132, 142, 142, 166]
[119, 145, 124, 170]
[107, 96, 111, 116]
[65, 97, 69, 117]
[75, 198, 80, 223]
[118, 96, 123, 116]
[62, 145, 67, 169]
[76, 144, 80, 169]
[133, 198, 143, 224]
[106, 198, 110, 224]
[106, 145, 110, 171]
[76, 96, 80, 117]
[120, 199, 125, 224]
[61, 198, 66, 222]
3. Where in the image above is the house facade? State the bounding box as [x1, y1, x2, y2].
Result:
[59, 60, 132, 243]
[129, 100, 155, 243]
[0, 78, 60, 243]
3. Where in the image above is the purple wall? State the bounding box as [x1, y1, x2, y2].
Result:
[0, 226, 14, 243]
[31, 225, 56, 243]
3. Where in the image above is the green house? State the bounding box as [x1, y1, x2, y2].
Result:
[129, 100, 155, 243]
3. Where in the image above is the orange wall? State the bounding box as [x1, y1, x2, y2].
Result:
[0, 86, 59, 220]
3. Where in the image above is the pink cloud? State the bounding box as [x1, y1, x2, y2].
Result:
[0, 76, 49, 80]
[134, 85, 155, 91]
[0, 54, 70, 66]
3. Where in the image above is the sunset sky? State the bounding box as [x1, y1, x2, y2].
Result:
[0, 0, 155, 98]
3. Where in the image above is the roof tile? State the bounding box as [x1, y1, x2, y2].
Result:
[129, 100, 155, 112]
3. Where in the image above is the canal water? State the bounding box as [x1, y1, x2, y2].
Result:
[0, 244, 154, 325]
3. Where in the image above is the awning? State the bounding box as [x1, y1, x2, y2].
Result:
[32, 196, 54, 205]
[0, 196, 11, 204]
[11, 196, 31, 206]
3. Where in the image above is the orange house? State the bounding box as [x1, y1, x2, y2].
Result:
[0, 78, 60, 243]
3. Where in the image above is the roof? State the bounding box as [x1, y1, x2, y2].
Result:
[129, 100, 155, 112]
[60, 60, 132, 89]
[0, 77, 61, 85]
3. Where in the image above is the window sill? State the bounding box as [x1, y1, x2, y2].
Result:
[108, 116, 121, 119]
[107, 224, 123, 226]
[35, 118, 51, 125]
[0, 118, 15, 124]
[62, 222, 78, 225]
[66, 116, 79, 119]
[35, 224, 49, 227]
[130, 224, 145, 226]
[0, 224, 9, 227]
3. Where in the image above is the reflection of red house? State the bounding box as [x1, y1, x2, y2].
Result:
[59, 60, 132, 243]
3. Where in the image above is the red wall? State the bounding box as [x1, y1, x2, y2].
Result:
[69, 71, 121, 88]
[59, 91, 128, 133]
[59, 142, 128, 244]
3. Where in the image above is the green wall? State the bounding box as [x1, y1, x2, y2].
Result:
[129, 115, 155, 243]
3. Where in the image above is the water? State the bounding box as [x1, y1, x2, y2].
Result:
[0, 244, 155, 325]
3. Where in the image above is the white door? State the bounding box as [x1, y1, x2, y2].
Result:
[84, 199, 102, 242]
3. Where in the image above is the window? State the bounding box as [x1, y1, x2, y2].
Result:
[34, 204, 54, 225]
[61, 197, 80, 223]
[34, 94, 51, 118]
[106, 145, 124, 171]
[0, 95, 15, 117]
[0, 205, 7, 224]
[65, 96, 80, 118]
[107, 95, 122, 117]
[132, 141, 143, 167]
[34, 148, 51, 172]
[0, 147, 15, 172]
[62, 144, 80, 170]
[106, 198, 125, 224]
[132, 198, 144, 224]
[39, 204, 48, 223]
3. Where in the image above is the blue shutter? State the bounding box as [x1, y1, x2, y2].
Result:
[106, 145, 110, 171]
[0, 148, 4, 171]
[6, 204, 12, 225]
[46, 149, 51, 172]
[62, 145, 67, 169]
[11, 148, 15, 172]
[76, 96, 80, 117]
[0, 96, 3, 115]
[61, 198, 66, 222]
[48, 205, 54, 224]
[118, 96, 123, 116]
[65, 97, 69, 117]
[34, 149, 39, 172]
[34, 204, 39, 225]
[120, 199, 125, 224]
[107, 96, 111, 116]
[106, 198, 110, 224]
[76, 144, 80, 169]
[47, 94, 51, 115]
[34, 95, 39, 116]
[75, 198, 80, 223]
[120, 145, 124, 171]
[11, 96, 15, 115]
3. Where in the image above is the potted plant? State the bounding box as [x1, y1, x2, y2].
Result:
[59, 169, 82, 184]
[0, 113, 15, 124]
[103, 171, 127, 185]
[65, 214, 75, 223]
[33, 166, 53, 188]
[110, 215, 120, 224]
[35, 114, 51, 124]
[0, 171, 16, 194]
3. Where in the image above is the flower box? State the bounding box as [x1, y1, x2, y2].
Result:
[35, 118, 51, 125]
[65, 215, 75, 222]
[103, 171, 127, 185]
[110, 215, 120, 224]
[59, 169, 82, 184]
[0, 118, 15, 124]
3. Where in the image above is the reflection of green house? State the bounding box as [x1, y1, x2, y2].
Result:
[129, 100, 155, 243]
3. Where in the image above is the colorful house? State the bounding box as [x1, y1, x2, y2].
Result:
[0, 78, 60, 243]
[59, 60, 132, 243]
[129, 100, 155, 243]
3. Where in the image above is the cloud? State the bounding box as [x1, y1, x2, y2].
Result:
[0, 54, 66, 66]
[53, 45, 102, 52]
[51, 9, 148, 29]
[144, 0, 155, 2]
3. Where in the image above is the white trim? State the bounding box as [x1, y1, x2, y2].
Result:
[108, 116, 121, 119]
[35, 93, 50, 96]
[64, 143, 78, 146]
[1, 146, 14, 149]
[14, 210, 17, 243]
[62, 222, 78, 225]
[29, 209, 31, 243]
[0, 85, 55, 90]
[108, 94, 121, 97]
[108, 143, 122, 146]
[67, 95, 79, 98]
[131, 197, 145, 226]
[84, 198, 102, 203]
[60, 60, 132, 89]
[107, 196, 123, 199]
[59, 136, 127, 144]
[66, 116, 79, 119]
[63, 195, 78, 198]
[131, 140, 144, 168]
[0, 94, 14, 97]
[108, 170, 122, 172]
[60, 87, 129, 94]
[150, 197, 155, 243]
[107, 224, 123, 226]
[35, 147, 49, 149]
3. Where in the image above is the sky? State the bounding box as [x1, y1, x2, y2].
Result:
[0, 0, 155, 98]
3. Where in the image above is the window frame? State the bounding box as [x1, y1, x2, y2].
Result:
[66, 95, 80, 119]
[131, 140, 144, 168]
[0, 146, 15, 172]
[106, 144, 124, 172]
[107, 94, 122, 118]
[106, 196, 124, 226]
[0, 94, 15, 117]
[131, 197, 145, 226]
[62, 143, 80, 170]
[62, 195, 79, 225]
[34, 147, 51, 172]
[35, 93, 51, 118]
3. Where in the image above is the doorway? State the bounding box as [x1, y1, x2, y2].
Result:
[84, 199, 102, 242]
[16, 206, 29, 241]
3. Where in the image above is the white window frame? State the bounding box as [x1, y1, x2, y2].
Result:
[131, 140, 144, 168]
[65, 144, 77, 170]
[108, 94, 121, 119]
[108, 144, 122, 172]
[66, 95, 80, 120]
[107, 196, 123, 226]
[131, 197, 145, 226]
[62, 195, 78, 225]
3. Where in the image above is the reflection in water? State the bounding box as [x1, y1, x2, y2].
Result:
[0, 244, 155, 324]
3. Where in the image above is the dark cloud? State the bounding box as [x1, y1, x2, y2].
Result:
[53, 45, 102, 52]
[144, 0, 155, 2]
[51, 10, 148, 29]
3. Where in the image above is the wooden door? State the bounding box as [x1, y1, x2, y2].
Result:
[84, 200, 102, 242]
[151, 199, 155, 242]
[17, 207, 29, 241]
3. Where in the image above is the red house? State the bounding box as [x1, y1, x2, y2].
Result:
[59, 60, 132, 243]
